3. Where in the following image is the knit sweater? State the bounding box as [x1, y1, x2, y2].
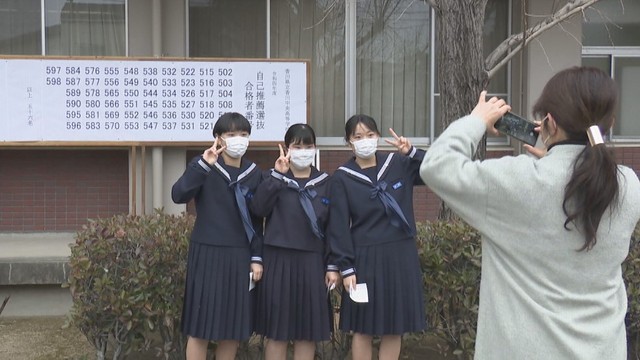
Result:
[420, 115, 640, 360]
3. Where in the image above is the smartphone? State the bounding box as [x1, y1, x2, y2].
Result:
[494, 112, 539, 146]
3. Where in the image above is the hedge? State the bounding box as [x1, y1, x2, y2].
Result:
[67, 212, 640, 359]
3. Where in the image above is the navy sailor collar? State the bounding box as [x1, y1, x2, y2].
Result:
[213, 158, 258, 184]
[338, 152, 394, 185]
[277, 167, 329, 189]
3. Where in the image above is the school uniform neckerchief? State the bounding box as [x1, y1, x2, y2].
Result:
[277, 170, 329, 240]
[338, 153, 414, 236]
[214, 161, 258, 244]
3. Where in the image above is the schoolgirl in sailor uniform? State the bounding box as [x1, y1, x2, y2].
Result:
[328, 114, 426, 360]
[171, 112, 263, 360]
[250, 124, 339, 360]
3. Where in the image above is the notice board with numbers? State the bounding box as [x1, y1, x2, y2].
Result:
[0, 57, 309, 145]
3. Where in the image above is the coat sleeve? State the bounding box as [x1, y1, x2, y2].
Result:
[249, 170, 286, 218]
[171, 155, 211, 204]
[248, 171, 265, 264]
[321, 179, 339, 272]
[326, 175, 356, 278]
[249, 213, 264, 264]
[419, 115, 490, 229]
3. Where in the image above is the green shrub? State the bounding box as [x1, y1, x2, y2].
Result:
[417, 220, 481, 360]
[68, 211, 193, 360]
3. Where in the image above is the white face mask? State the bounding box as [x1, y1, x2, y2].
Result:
[223, 136, 249, 158]
[351, 137, 378, 159]
[289, 148, 316, 170]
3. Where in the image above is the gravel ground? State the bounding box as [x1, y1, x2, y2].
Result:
[0, 316, 94, 360]
[0, 317, 160, 360]
[0, 316, 451, 359]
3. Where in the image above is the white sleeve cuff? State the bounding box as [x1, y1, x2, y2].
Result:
[408, 146, 417, 158]
[270, 170, 285, 181]
[198, 158, 212, 172]
[341, 268, 355, 277]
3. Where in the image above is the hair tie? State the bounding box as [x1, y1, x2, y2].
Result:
[586, 125, 604, 146]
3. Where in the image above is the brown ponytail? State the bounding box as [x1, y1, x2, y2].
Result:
[532, 67, 620, 251]
[563, 144, 619, 250]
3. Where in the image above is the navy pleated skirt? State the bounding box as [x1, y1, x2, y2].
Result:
[181, 241, 254, 341]
[339, 239, 426, 336]
[254, 245, 332, 341]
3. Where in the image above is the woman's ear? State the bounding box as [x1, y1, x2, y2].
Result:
[547, 113, 558, 135]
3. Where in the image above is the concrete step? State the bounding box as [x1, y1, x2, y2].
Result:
[0, 233, 75, 317]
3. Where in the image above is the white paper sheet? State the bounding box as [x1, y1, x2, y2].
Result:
[249, 272, 256, 291]
[349, 283, 369, 303]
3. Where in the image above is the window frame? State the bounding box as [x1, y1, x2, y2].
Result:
[184, 0, 513, 146]
[582, 46, 640, 141]
[38, 0, 129, 56]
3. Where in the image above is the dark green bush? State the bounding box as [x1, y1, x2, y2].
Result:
[417, 220, 481, 359]
[68, 211, 193, 360]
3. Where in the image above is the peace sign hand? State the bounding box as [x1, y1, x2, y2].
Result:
[384, 128, 412, 155]
[274, 144, 290, 174]
[202, 137, 226, 165]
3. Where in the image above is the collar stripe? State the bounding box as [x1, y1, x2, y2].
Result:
[377, 153, 394, 181]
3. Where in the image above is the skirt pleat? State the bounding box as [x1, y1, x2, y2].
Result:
[255, 245, 332, 341]
[339, 239, 426, 336]
[181, 242, 253, 341]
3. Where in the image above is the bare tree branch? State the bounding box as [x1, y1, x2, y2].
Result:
[558, 21, 582, 46]
[534, 38, 554, 71]
[486, 0, 602, 78]
[303, 0, 341, 31]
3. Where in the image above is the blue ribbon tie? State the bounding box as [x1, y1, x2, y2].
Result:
[370, 181, 414, 235]
[230, 182, 256, 243]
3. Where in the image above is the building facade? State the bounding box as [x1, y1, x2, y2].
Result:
[1, 0, 639, 232]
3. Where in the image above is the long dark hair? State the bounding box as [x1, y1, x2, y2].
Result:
[532, 66, 620, 251]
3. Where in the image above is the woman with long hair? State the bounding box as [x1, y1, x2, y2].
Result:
[420, 67, 640, 359]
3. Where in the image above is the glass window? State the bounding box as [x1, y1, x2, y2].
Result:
[583, 0, 640, 46]
[356, 0, 430, 137]
[189, 0, 266, 58]
[270, 0, 345, 137]
[613, 57, 640, 137]
[45, 0, 125, 56]
[483, 0, 509, 95]
[582, 56, 611, 74]
[187, 0, 512, 140]
[0, 0, 41, 55]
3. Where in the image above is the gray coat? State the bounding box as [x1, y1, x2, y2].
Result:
[420, 115, 640, 360]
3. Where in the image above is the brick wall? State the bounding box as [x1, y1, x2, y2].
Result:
[3, 146, 639, 232]
[0, 149, 129, 232]
[616, 147, 640, 175]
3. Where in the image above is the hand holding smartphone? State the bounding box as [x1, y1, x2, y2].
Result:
[494, 112, 539, 146]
